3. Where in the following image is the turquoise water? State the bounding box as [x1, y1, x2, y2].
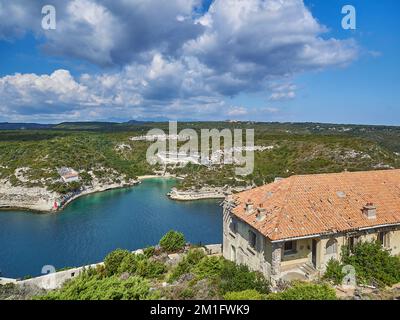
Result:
[0, 179, 222, 278]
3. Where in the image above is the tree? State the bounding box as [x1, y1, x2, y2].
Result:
[104, 249, 131, 276]
[159, 230, 186, 252]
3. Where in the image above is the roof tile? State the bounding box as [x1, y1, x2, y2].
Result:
[231, 169, 400, 241]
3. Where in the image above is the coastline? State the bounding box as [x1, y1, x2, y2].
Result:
[0, 174, 177, 214]
[0, 174, 245, 213]
[167, 185, 251, 201]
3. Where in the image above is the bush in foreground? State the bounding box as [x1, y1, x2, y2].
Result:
[169, 248, 206, 282]
[135, 258, 167, 279]
[266, 282, 336, 300]
[323, 258, 344, 285]
[194, 256, 225, 279]
[104, 249, 131, 276]
[159, 230, 186, 252]
[341, 241, 400, 287]
[169, 254, 270, 295]
[37, 273, 158, 300]
[219, 261, 270, 294]
[224, 289, 265, 300]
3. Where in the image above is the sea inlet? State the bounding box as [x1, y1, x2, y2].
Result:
[0, 178, 222, 278]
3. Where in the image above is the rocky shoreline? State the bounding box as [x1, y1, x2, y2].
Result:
[0, 181, 58, 213]
[0, 173, 248, 213]
[167, 185, 251, 201]
[0, 179, 142, 213]
[0, 175, 177, 213]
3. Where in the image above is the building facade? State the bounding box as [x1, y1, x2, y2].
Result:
[223, 170, 400, 284]
[58, 167, 80, 183]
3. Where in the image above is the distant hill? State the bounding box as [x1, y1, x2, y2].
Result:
[0, 122, 54, 130]
[54, 122, 120, 130]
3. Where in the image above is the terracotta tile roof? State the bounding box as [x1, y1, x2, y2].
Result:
[231, 169, 400, 241]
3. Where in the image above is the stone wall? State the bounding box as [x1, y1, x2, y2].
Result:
[222, 205, 272, 279]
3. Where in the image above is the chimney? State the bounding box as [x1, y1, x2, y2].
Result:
[362, 203, 377, 219]
[245, 199, 254, 215]
[256, 204, 267, 221]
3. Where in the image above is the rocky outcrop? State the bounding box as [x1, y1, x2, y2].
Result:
[0, 177, 139, 213]
[167, 185, 251, 201]
[0, 181, 57, 212]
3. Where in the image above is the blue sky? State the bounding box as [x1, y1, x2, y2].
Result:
[0, 0, 398, 125]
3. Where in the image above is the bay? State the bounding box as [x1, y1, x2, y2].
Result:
[0, 178, 222, 278]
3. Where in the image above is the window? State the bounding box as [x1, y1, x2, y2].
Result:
[229, 219, 238, 238]
[284, 240, 297, 255]
[231, 219, 238, 233]
[378, 232, 389, 248]
[249, 230, 257, 249]
[326, 239, 338, 255]
[348, 236, 359, 252]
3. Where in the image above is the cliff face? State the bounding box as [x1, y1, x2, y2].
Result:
[0, 181, 57, 211]
[0, 177, 140, 213]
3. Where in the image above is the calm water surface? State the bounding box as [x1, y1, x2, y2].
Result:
[0, 178, 222, 278]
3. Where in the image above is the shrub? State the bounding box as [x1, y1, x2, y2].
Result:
[169, 248, 206, 282]
[186, 248, 206, 264]
[136, 259, 167, 279]
[219, 261, 270, 294]
[323, 259, 344, 285]
[193, 256, 225, 279]
[224, 289, 265, 300]
[104, 249, 131, 276]
[159, 230, 186, 252]
[179, 288, 195, 299]
[118, 253, 146, 275]
[266, 282, 336, 300]
[342, 240, 400, 287]
[37, 273, 158, 300]
[143, 246, 156, 258]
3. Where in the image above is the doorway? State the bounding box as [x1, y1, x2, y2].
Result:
[312, 239, 317, 267]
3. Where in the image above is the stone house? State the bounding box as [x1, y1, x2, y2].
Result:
[223, 169, 400, 284]
[58, 167, 80, 183]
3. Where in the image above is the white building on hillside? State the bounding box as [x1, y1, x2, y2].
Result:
[58, 167, 80, 183]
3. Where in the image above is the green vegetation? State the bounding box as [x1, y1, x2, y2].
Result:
[135, 259, 167, 279]
[341, 241, 400, 287]
[35, 231, 274, 300]
[104, 248, 131, 276]
[224, 289, 265, 300]
[37, 273, 158, 300]
[266, 282, 337, 300]
[323, 259, 345, 285]
[104, 248, 167, 279]
[322, 241, 400, 288]
[218, 260, 270, 294]
[168, 248, 206, 282]
[193, 256, 225, 279]
[159, 230, 186, 252]
[1, 122, 400, 194]
[143, 246, 156, 258]
[25, 230, 364, 300]
[169, 253, 270, 297]
[21, 232, 400, 301]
